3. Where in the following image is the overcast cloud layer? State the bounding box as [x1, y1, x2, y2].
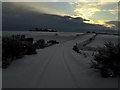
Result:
[2, 2, 119, 33]
[2, 2, 111, 32]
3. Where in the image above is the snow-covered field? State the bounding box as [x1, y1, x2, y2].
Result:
[86, 34, 119, 48]
[3, 31, 83, 43]
[2, 31, 119, 88]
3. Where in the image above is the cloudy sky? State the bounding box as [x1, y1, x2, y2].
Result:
[1, 0, 120, 2]
[2, 0, 119, 31]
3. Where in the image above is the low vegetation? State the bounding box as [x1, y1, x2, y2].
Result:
[34, 39, 46, 49]
[73, 44, 80, 53]
[73, 35, 119, 78]
[29, 28, 57, 32]
[91, 42, 120, 78]
[2, 35, 59, 68]
[2, 35, 37, 68]
[46, 40, 59, 47]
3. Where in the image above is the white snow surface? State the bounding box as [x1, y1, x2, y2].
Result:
[3, 31, 83, 43]
[2, 32, 119, 88]
[87, 34, 119, 48]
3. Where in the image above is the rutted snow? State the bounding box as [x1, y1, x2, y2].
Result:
[2, 32, 118, 88]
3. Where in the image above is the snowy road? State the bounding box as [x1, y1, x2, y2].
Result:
[3, 34, 118, 88]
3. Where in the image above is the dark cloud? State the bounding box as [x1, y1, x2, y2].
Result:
[106, 21, 119, 25]
[3, 2, 114, 33]
[106, 21, 120, 30]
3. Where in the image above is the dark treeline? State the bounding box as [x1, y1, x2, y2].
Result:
[29, 28, 57, 32]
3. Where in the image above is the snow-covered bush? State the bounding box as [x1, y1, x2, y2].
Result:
[2, 36, 24, 68]
[46, 40, 59, 46]
[76, 34, 80, 37]
[92, 42, 120, 78]
[25, 38, 34, 44]
[55, 33, 59, 36]
[73, 44, 80, 53]
[34, 39, 46, 49]
[2, 35, 37, 68]
[23, 42, 37, 55]
[86, 31, 91, 33]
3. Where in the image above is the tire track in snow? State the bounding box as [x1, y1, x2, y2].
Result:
[62, 49, 79, 88]
[3, 44, 60, 88]
[35, 45, 77, 88]
[34, 46, 60, 87]
[36, 34, 93, 87]
[59, 34, 96, 88]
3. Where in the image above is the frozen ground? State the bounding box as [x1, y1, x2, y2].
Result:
[2, 31, 119, 88]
